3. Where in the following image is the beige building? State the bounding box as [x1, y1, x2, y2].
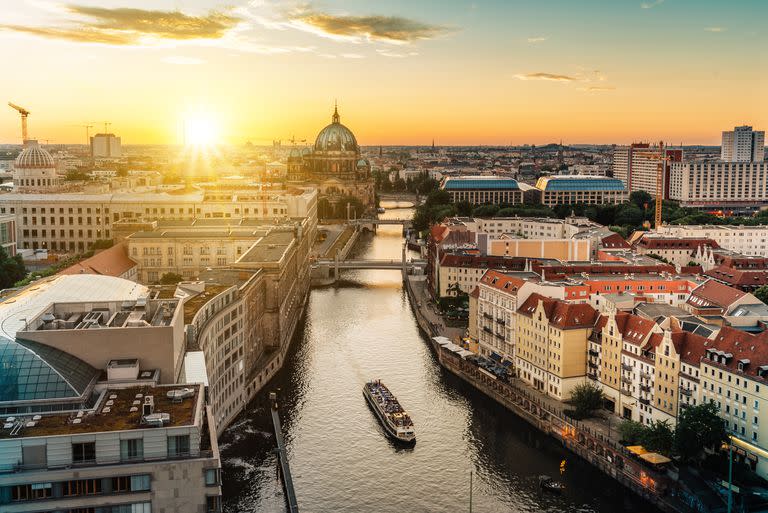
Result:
[515, 293, 598, 400]
[657, 224, 768, 257]
[668, 161, 768, 211]
[485, 236, 591, 260]
[476, 271, 527, 362]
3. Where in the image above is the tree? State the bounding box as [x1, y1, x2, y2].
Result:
[755, 285, 768, 305]
[618, 420, 646, 445]
[630, 190, 653, 209]
[641, 420, 674, 455]
[674, 402, 728, 462]
[614, 204, 644, 227]
[472, 204, 500, 218]
[0, 247, 26, 289]
[159, 272, 183, 285]
[455, 201, 474, 217]
[568, 382, 604, 418]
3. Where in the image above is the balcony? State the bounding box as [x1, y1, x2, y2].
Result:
[640, 371, 652, 380]
[496, 318, 506, 326]
[588, 373, 598, 381]
[621, 376, 632, 385]
[679, 387, 692, 397]
[588, 361, 598, 369]
[640, 384, 651, 393]
[588, 349, 599, 357]
[483, 326, 493, 334]
[639, 398, 650, 406]
[495, 332, 505, 339]
[483, 312, 493, 320]
[621, 363, 633, 372]
[621, 389, 632, 397]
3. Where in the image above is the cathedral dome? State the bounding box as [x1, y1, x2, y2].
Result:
[15, 140, 55, 169]
[314, 106, 358, 153]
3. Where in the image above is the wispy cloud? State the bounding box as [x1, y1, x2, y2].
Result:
[376, 49, 419, 58]
[288, 10, 452, 44]
[640, 0, 665, 9]
[0, 5, 241, 45]
[515, 72, 577, 82]
[341, 53, 364, 59]
[583, 86, 616, 92]
[704, 26, 726, 32]
[527, 36, 548, 43]
[162, 56, 205, 65]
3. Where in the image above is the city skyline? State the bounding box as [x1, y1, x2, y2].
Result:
[1, 0, 766, 146]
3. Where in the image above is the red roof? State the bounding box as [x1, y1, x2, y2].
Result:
[708, 326, 768, 380]
[716, 256, 768, 270]
[636, 237, 719, 251]
[517, 292, 598, 329]
[58, 242, 136, 278]
[705, 265, 768, 288]
[596, 311, 657, 346]
[670, 331, 710, 366]
[440, 253, 526, 270]
[479, 270, 526, 293]
[600, 233, 630, 249]
[687, 279, 746, 310]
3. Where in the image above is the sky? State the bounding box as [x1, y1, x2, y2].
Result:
[0, 0, 766, 146]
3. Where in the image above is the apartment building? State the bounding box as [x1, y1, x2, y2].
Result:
[533, 175, 627, 207]
[657, 225, 768, 257]
[668, 161, 768, 212]
[0, 383, 222, 513]
[515, 293, 598, 399]
[721, 125, 765, 162]
[484, 236, 591, 261]
[634, 235, 720, 268]
[475, 271, 527, 362]
[612, 144, 683, 196]
[0, 185, 317, 253]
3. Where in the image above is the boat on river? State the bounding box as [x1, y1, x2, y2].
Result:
[363, 380, 415, 444]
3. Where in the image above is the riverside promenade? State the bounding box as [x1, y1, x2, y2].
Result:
[404, 274, 692, 513]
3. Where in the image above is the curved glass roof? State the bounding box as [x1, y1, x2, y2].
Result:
[536, 176, 625, 192]
[443, 177, 520, 190]
[0, 337, 97, 402]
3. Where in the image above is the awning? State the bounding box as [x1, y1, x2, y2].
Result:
[501, 360, 513, 367]
[640, 452, 671, 465]
[433, 336, 451, 346]
[627, 445, 648, 455]
[490, 352, 502, 362]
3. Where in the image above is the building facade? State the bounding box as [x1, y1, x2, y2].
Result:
[668, 161, 768, 213]
[534, 175, 627, 207]
[721, 125, 764, 162]
[441, 176, 523, 205]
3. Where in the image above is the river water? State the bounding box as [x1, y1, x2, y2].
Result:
[220, 206, 656, 513]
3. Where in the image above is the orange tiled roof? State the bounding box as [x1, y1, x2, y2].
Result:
[58, 242, 136, 278]
[517, 292, 598, 329]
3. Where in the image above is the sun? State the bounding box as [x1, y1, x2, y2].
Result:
[184, 115, 220, 146]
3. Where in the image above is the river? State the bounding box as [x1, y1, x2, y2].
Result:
[220, 205, 656, 513]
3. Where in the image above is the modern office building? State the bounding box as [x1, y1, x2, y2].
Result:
[668, 161, 768, 213]
[533, 175, 627, 207]
[91, 133, 122, 158]
[721, 125, 764, 162]
[441, 176, 523, 205]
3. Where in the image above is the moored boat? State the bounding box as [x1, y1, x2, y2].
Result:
[363, 380, 415, 444]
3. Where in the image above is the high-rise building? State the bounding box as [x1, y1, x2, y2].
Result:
[721, 125, 765, 162]
[91, 133, 122, 158]
[612, 143, 683, 197]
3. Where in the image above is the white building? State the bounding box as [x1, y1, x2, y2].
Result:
[722, 125, 764, 162]
[657, 225, 768, 257]
[12, 140, 64, 192]
[91, 133, 122, 158]
[669, 161, 768, 211]
[612, 144, 683, 196]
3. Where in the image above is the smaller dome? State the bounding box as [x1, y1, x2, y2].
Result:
[314, 106, 358, 153]
[288, 148, 301, 158]
[357, 158, 369, 168]
[15, 140, 55, 169]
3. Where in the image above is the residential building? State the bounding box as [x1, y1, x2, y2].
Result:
[476, 271, 526, 362]
[441, 176, 523, 205]
[91, 133, 122, 158]
[657, 225, 768, 257]
[484, 236, 591, 261]
[685, 279, 760, 316]
[721, 125, 764, 162]
[612, 143, 683, 196]
[58, 241, 137, 281]
[533, 175, 627, 207]
[633, 235, 720, 268]
[515, 293, 598, 399]
[668, 161, 768, 213]
[0, 213, 17, 256]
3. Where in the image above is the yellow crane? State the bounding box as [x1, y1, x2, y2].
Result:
[635, 141, 673, 232]
[8, 102, 30, 142]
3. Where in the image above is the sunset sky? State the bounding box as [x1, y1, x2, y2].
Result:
[1, 0, 766, 146]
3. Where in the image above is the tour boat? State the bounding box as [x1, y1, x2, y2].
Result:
[363, 380, 415, 444]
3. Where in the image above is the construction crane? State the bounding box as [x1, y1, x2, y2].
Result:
[69, 123, 95, 145]
[636, 141, 673, 232]
[103, 121, 112, 134]
[288, 135, 306, 145]
[8, 102, 30, 141]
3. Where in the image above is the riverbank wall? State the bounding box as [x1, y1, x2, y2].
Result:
[404, 275, 687, 513]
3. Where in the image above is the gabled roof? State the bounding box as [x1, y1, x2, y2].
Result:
[600, 233, 630, 249]
[59, 242, 136, 278]
[479, 270, 526, 294]
[707, 326, 768, 380]
[669, 331, 710, 366]
[517, 293, 598, 329]
[705, 265, 768, 288]
[687, 279, 746, 310]
[636, 237, 720, 251]
[597, 311, 656, 346]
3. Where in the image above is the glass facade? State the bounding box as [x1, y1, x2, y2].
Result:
[0, 337, 98, 402]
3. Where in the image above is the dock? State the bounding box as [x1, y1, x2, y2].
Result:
[270, 392, 299, 513]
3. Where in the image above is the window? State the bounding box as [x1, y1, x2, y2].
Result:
[120, 438, 143, 461]
[207, 495, 223, 513]
[63, 479, 102, 496]
[11, 482, 52, 501]
[72, 442, 96, 463]
[205, 468, 221, 486]
[168, 435, 190, 457]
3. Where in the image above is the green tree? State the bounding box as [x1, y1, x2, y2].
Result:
[472, 204, 500, 217]
[674, 402, 728, 462]
[641, 420, 674, 455]
[618, 420, 646, 445]
[568, 382, 604, 418]
[614, 204, 644, 227]
[630, 190, 653, 209]
[0, 247, 26, 289]
[455, 201, 474, 217]
[755, 285, 768, 305]
[424, 189, 451, 207]
[159, 272, 183, 285]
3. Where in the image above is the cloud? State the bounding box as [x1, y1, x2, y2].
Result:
[515, 72, 577, 82]
[584, 86, 616, 92]
[340, 53, 364, 59]
[162, 56, 205, 65]
[704, 26, 726, 32]
[376, 49, 419, 58]
[0, 5, 241, 45]
[289, 11, 451, 43]
[640, 0, 665, 8]
[527, 36, 548, 43]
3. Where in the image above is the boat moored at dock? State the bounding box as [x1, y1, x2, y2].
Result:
[363, 380, 415, 444]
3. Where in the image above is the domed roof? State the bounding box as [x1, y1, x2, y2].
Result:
[15, 140, 55, 169]
[357, 158, 369, 168]
[314, 106, 358, 153]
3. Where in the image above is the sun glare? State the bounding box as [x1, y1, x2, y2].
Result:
[184, 116, 220, 146]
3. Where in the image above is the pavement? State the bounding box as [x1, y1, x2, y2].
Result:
[311, 224, 345, 258]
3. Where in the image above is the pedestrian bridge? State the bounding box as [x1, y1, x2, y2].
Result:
[349, 218, 413, 231]
[312, 258, 426, 271]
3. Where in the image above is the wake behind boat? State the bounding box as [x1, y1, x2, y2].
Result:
[363, 380, 415, 444]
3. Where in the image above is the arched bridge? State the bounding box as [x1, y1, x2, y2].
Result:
[312, 258, 426, 271]
[349, 218, 413, 232]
